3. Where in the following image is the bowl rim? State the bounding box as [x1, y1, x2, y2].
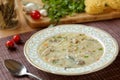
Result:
[24, 24, 119, 75]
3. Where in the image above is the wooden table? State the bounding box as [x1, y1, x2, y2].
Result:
[0, 17, 35, 38]
[0, 0, 37, 38]
[0, 0, 36, 39]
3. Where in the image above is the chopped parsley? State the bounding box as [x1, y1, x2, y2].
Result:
[99, 48, 103, 51]
[84, 55, 89, 58]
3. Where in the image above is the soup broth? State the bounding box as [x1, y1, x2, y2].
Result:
[38, 33, 104, 68]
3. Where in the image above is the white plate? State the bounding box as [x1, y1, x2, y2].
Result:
[24, 24, 119, 75]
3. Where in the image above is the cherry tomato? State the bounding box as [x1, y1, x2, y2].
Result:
[6, 40, 14, 48]
[30, 10, 41, 20]
[13, 35, 21, 43]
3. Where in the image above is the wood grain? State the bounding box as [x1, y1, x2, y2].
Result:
[25, 11, 120, 28]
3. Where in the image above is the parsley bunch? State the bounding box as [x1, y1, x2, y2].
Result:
[42, 0, 85, 23]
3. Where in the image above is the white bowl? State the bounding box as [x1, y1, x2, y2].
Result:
[24, 24, 119, 75]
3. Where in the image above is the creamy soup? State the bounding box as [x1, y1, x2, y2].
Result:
[38, 33, 104, 68]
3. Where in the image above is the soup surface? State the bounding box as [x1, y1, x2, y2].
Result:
[38, 33, 104, 68]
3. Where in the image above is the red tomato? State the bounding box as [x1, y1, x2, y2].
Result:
[13, 35, 21, 43]
[6, 40, 14, 48]
[30, 10, 41, 20]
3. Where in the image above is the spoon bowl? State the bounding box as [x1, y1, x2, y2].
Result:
[4, 59, 42, 80]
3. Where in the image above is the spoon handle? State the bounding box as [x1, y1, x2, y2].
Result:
[26, 72, 42, 80]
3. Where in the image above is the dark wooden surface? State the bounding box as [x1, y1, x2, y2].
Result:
[0, 19, 120, 80]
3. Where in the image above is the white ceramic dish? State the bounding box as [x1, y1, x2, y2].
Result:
[24, 24, 119, 75]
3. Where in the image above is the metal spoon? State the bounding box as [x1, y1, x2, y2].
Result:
[4, 59, 42, 80]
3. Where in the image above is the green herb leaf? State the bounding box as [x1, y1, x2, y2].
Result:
[52, 59, 59, 64]
[84, 56, 89, 58]
[99, 48, 103, 50]
[42, 0, 85, 23]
